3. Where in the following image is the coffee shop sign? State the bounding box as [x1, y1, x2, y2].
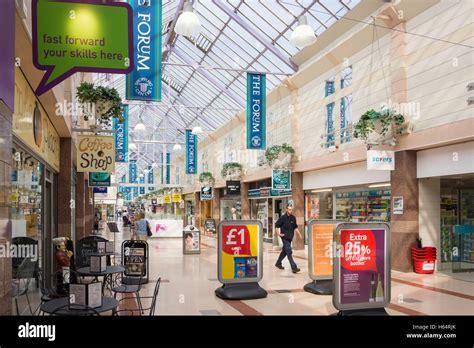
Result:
[77, 135, 115, 173]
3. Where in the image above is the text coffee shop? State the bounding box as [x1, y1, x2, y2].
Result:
[12, 69, 61, 283]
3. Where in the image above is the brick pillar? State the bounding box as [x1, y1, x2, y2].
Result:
[212, 188, 221, 225]
[84, 184, 92, 234]
[391, 151, 419, 272]
[292, 172, 305, 250]
[58, 138, 73, 238]
[75, 172, 86, 240]
[241, 182, 250, 220]
[0, 103, 13, 315]
[194, 192, 201, 230]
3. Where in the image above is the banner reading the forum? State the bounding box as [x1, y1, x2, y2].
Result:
[113, 105, 129, 162]
[33, 0, 133, 95]
[89, 172, 111, 187]
[185, 130, 197, 175]
[272, 169, 291, 190]
[333, 223, 390, 310]
[126, 0, 162, 101]
[77, 135, 115, 173]
[218, 221, 263, 284]
[246, 73, 266, 150]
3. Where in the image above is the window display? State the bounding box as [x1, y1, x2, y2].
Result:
[305, 192, 333, 220]
[335, 190, 391, 223]
[220, 199, 241, 221]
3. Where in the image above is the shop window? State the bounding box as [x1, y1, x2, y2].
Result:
[326, 102, 335, 146]
[340, 94, 353, 144]
[325, 78, 335, 97]
[340, 65, 352, 89]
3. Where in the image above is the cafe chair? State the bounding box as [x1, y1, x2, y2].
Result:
[50, 303, 101, 316]
[114, 277, 161, 316]
[12, 258, 36, 315]
[111, 272, 145, 314]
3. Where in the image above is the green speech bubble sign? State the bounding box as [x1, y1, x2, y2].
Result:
[33, 0, 133, 95]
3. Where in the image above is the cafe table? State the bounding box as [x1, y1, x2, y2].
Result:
[77, 265, 125, 295]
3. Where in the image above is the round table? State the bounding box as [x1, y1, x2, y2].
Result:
[40, 297, 119, 315]
[77, 266, 125, 295]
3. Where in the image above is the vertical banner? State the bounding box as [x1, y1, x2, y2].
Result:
[166, 153, 171, 184]
[246, 73, 266, 150]
[185, 130, 197, 175]
[218, 221, 263, 283]
[126, 0, 162, 101]
[139, 175, 145, 195]
[114, 105, 129, 162]
[148, 165, 154, 192]
[333, 223, 390, 311]
[129, 160, 137, 183]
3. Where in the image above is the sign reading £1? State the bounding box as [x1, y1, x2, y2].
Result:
[77, 135, 115, 173]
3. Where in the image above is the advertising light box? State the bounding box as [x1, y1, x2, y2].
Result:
[218, 221, 263, 284]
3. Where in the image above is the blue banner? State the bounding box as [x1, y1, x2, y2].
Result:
[129, 160, 137, 183]
[121, 175, 126, 183]
[140, 186, 145, 195]
[133, 187, 139, 198]
[148, 165, 154, 184]
[93, 187, 108, 194]
[126, 0, 162, 101]
[166, 153, 170, 184]
[246, 73, 266, 150]
[185, 130, 197, 174]
[114, 105, 129, 162]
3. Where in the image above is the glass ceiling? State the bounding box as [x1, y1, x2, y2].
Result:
[92, 0, 360, 178]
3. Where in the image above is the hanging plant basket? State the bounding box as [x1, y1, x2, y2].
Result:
[221, 162, 243, 180]
[199, 172, 215, 185]
[76, 82, 123, 127]
[353, 108, 405, 148]
[264, 143, 295, 168]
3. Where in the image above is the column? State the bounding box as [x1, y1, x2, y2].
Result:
[240, 182, 250, 220]
[85, 184, 93, 234]
[292, 172, 305, 250]
[212, 188, 221, 225]
[390, 151, 419, 272]
[75, 172, 86, 241]
[194, 192, 201, 230]
[58, 138, 73, 238]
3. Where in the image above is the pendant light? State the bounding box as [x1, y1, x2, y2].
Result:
[129, 143, 137, 151]
[173, 143, 182, 151]
[290, 16, 316, 48]
[175, 1, 201, 38]
[191, 125, 203, 135]
[134, 116, 146, 133]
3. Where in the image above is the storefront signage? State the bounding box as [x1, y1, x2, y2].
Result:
[185, 129, 197, 174]
[126, 0, 162, 101]
[172, 193, 182, 203]
[200, 186, 213, 201]
[93, 187, 107, 194]
[393, 196, 403, 215]
[272, 169, 291, 190]
[367, 150, 395, 171]
[246, 73, 266, 150]
[308, 221, 338, 280]
[122, 240, 148, 280]
[163, 195, 171, 204]
[13, 70, 60, 171]
[113, 105, 128, 163]
[184, 194, 195, 201]
[89, 172, 111, 187]
[32, 0, 133, 95]
[218, 221, 263, 283]
[333, 223, 390, 310]
[225, 181, 241, 196]
[248, 187, 292, 199]
[157, 196, 164, 205]
[77, 135, 115, 173]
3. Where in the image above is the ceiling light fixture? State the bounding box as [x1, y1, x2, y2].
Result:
[129, 143, 137, 151]
[173, 143, 182, 151]
[134, 117, 146, 133]
[368, 182, 391, 188]
[290, 16, 317, 48]
[191, 125, 203, 135]
[175, 1, 201, 38]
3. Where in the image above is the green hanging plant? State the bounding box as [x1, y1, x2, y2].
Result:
[199, 172, 215, 184]
[76, 82, 123, 126]
[221, 162, 243, 179]
[263, 143, 295, 166]
[353, 108, 405, 144]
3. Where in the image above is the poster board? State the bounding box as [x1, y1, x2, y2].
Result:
[308, 220, 341, 281]
[218, 220, 263, 284]
[183, 226, 200, 255]
[333, 223, 390, 311]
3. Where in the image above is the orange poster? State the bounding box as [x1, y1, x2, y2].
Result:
[311, 223, 334, 279]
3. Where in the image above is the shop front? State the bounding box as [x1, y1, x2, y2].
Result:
[219, 181, 242, 221]
[12, 69, 61, 286]
[183, 193, 196, 226]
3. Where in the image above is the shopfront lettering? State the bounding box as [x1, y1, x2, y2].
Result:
[79, 137, 113, 152]
[80, 153, 113, 171]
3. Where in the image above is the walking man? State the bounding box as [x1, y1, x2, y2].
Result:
[275, 205, 302, 273]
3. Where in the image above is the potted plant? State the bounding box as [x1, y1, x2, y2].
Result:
[264, 143, 295, 168]
[353, 108, 405, 148]
[76, 82, 123, 127]
[221, 162, 243, 180]
[199, 172, 215, 186]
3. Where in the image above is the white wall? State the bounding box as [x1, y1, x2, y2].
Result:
[417, 142, 474, 178]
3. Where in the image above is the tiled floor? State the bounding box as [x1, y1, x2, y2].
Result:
[14, 223, 474, 316]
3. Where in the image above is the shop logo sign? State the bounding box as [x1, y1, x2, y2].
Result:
[367, 150, 395, 171]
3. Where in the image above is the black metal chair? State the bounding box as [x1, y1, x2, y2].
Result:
[114, 277, 161, 316]
[12, 258, 36, 315]
[111, 270, 145, 314]
[50, 303, 100, 316]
